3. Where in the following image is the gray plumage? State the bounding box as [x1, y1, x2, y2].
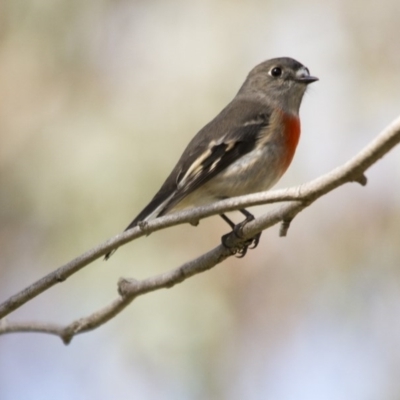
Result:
[105, 57, 317, 259]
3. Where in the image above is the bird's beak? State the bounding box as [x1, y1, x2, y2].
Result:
[296, 67, 319, 84]
[299, 75, 319, 84]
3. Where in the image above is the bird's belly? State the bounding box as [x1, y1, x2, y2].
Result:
[169, 146, 289, 213]
[205, 146, 286, 198]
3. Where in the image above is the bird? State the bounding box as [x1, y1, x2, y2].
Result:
[105, 57, 318, 259]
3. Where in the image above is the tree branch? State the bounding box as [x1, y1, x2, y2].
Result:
[1, 115, 400, 343]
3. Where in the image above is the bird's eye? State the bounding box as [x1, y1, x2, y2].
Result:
[269, 67, 282, 77]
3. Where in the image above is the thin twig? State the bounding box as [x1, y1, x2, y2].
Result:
[1, 115, 400, 343]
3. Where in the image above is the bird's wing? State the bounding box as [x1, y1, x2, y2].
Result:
[124, 99, 273, 230]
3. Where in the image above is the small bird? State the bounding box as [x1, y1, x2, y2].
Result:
[105, 57, 318, 259]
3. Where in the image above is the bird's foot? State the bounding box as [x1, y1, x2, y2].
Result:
[221, 215, 261, 258]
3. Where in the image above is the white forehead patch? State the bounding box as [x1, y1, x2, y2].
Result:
[295, 66, 310, 79]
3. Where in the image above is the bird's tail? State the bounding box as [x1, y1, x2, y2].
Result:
[103, 214, 142, 260]
[104, 192, 174, 260]
[104, 248, 117, 260]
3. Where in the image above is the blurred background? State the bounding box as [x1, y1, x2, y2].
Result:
[1, 0, 400, 399]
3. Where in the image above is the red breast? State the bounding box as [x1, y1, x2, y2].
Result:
[280, 111, 301, 173]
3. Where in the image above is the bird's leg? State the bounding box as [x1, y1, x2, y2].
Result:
[220, 209, 261, 258]
[220, 213, 236, 229]
[238, 209, 261, 249]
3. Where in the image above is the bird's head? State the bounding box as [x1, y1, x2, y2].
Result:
[239, 57, 318, 114]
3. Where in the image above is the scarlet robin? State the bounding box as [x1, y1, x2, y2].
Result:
[105, 57, 318, 259]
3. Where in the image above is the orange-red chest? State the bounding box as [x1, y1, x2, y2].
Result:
[280, 112, 301, 172]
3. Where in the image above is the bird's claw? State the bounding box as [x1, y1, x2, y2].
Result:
[221, 215, 261, 258]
